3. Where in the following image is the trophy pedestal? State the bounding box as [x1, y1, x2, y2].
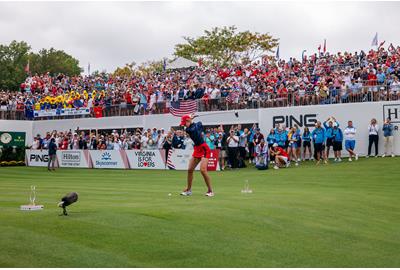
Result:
[20, 205, 44, 211]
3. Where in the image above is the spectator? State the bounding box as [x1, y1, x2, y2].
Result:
[382, 118, 395, 157]
[311, 121, 327, 164]
[332, 125, 343, 162]
[287, 127, 299, 166]
[344, 120, 358, 162]
[367, 118, 379, 157]
[324, 117, 339, 159]
[301, 127, 312, 161]
[255, 139, 268, 170]
[226, 129, 239, 169]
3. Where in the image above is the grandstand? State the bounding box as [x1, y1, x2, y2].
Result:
[0, 46, 399, 121]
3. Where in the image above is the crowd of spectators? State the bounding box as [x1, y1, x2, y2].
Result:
[2, 46, 400, 120]
[31, 114, 396, 171]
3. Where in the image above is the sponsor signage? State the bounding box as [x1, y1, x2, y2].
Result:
[26, 150, 53, 167]
[34, 108, 90, 118]
[89, 150, 126, 169]
[0, 132, 26, 147]
[126, 150, 165, 170]
[167, 149, 220, 171]
[56, 150, 90, 168]
[383, 104, 400, 131]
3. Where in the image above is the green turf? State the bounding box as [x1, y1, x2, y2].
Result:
[1, 158, 400, 267]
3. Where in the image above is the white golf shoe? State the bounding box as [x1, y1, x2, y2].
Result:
[180, 190, 192, 196]
[205, 191, 214, 197]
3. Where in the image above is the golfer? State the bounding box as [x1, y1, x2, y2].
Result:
[180, 114, 214, 197]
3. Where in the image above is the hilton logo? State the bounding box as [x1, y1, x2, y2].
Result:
[383, 104, 400, 131]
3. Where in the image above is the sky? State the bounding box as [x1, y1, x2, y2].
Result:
[0, 1, 399, 73]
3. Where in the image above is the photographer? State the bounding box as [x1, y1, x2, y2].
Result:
[367, 118, 379, 157]
[226, 129, 239, 169]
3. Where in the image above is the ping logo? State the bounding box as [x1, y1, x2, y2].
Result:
[273, 114, 318, 128]
[101, 152, 112, 160]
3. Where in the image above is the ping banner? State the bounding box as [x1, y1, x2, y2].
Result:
[26, 149, 57, 167]
[34, 108, 90, 118]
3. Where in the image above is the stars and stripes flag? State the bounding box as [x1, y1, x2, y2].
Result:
[169, 99, 198, 117]
[323, 39, 327, 53]
[226, 90, 240, 103]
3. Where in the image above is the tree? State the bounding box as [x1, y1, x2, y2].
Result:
[0, 41, 31, 90]
[174, 26, 279, 67]
[29, 48, 82, 76]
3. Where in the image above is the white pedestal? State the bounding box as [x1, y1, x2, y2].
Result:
[20, 205, 44, 211]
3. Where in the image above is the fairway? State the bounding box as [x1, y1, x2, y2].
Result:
[1, 159, 399, 267]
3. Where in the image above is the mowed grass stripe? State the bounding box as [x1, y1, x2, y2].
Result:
[0, 158, 399, 267]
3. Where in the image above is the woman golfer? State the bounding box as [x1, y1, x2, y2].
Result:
[180, 114, 214, 197]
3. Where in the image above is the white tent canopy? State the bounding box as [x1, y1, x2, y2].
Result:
[166, 57, 197, 70]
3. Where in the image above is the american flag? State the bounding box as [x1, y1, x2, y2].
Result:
[169, 99, 197, 117]
[226, 91, 240, 103]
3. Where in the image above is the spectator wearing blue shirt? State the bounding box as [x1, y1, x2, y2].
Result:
[323, 117, 339, 159]
[311, 121, 327, 164]
[332, 125, 344, 162]
[287, 127, 300, 166]
[301, 127, 312, 161]
[267, 129, 276, 163]
[275, 127, 287, 149]
[382, 118, 395, 157]
[294, 124, 302, 162]
[247, 124, 256, 163]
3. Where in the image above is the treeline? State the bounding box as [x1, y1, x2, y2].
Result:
[0, 40, 82, 91]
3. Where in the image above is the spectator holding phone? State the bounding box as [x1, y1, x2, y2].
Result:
[226, 129, 239, 169]
[367, 118, 379, 157]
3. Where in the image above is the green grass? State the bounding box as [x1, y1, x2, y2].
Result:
[1, 158, 400, 267]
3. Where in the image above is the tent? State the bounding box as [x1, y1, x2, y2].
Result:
[166, 57, 197, 70]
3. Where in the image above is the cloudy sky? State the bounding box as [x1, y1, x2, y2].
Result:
[0, 1, 399, 73]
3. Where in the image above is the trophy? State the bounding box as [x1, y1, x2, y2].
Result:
[241, 180, 253, 194]
[20, 186, 44, 211]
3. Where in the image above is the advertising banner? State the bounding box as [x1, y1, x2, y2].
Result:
[126, 149, 166, 169]
[56, 150, 91, 168]
[0, 132, 26, 147]
[34, 108, 90, 118]
[167, 149, 220, 171]
[25, 150, 55, 167]
[89, 150, 128, 169]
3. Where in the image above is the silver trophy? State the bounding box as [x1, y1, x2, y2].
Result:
[20, 186, 44, 211]
[241, 180, 253, 194]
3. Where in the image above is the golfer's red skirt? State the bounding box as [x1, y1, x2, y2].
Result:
[193, 142, 211, 159]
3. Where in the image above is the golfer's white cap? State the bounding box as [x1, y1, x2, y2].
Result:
[273, 143, 278, 147]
